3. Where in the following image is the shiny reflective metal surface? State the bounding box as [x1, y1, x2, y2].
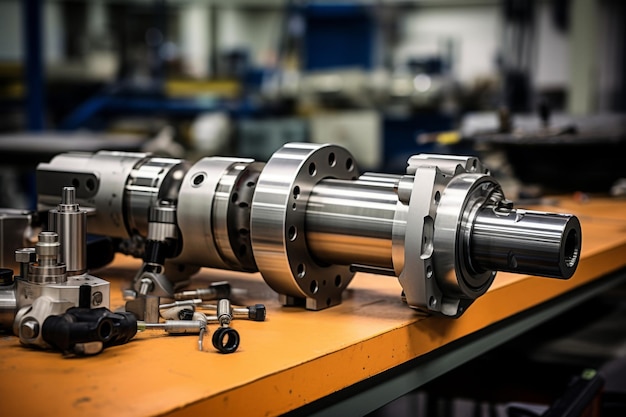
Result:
[125, 157, 186, 236]
[250, 143, 358, 309]
[470, 206, 581, 279]
[49, 187, 86, 275]
[306, 178, 398, 269]
[38, 151, 148, 238]
[174, 157, 248, 270]
[37, 143, 583, 315]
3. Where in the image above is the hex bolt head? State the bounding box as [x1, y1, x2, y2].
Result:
[92, 291, 103, 306]
[15, 248, 37, 263]
[248, 304, 266, 321]
[20, 320, 39, 339]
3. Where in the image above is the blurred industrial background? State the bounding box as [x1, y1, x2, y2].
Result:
[1, 1, 626, 416]
[1, 0, 625, 209]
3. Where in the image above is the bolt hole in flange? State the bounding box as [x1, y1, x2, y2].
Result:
[192, 173, 206, 186]
[288, 225, 297, 241]
[429, 296, 437, 307]
[328, 152, 336, 167]
[335, 275, 342, 287]
[296, 263, 306, 278]
[250, 144, 359, 310]
[426, 265, 433, 279]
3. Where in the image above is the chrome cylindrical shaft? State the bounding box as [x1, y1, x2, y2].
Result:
[49, 186, 86, 275]
[470, 207, 581, 279]
[138, 320, 205, 334]
[305, 178, 398, 269]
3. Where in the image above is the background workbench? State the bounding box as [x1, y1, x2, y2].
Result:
[2, 197, 626, 417]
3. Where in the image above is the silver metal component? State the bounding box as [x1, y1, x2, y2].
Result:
[37, 144, 582, 316]
[138, 313, 207, 351]
[216, 299, 232, 327]
[147, 203, 177, 242]
[37, 152, 148, 238]
[37, 151, 186, 239]
[15, 274, 110, 311]
[2, 187, 112, 348]
[200, 302, 266, 321]
[470, 206, 581, 279]
[49, 187, 87, 275]
[27, 232, 67, 284]
[15, 247, 36, 279]
[193, 311, 208, 351]
[160, 306, 195, 321]
[20, 319, 39, 339]
[138, 277, 153, 295]
[159, 299, 202, 310]
[250, 143, 358, 310]
[125, 157, 187, 236]
[138, 320, 205, 334]
[125, 295, 159, 323]
[132, 269, 173, 298]
[13, 296, 74, 347]
[198, 327, 206, 351]
[174, 281, 231, 301]
[0, 209, 37, 271]
[174, 157, 259, 271]
[305, 178, 398, 269]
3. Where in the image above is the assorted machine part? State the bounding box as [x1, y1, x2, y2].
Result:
[0, 209, 38, 272]
[37, 143, 582, 317]
[212, 299, 240, 354]
[0, 187, 114, 354]
[0, 186, 264, 356]
[155, 298, 265, 353]
[39, 306, 137, 356]
[174, 281, 231, 301]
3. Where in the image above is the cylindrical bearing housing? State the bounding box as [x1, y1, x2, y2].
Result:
[37, 151, 187, 239]
[174, 157, 261, 272]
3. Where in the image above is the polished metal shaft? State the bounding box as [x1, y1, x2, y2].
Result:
[49, 187, 86, 275]
[305, 178, 580, 281]
[469, 206, 581, 279]
[305, 178, 399, 269]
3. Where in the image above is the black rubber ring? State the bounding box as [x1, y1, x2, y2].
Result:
[212, 327, 240, 354]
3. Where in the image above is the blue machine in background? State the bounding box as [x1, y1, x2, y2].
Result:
[302, 4, 375, 71]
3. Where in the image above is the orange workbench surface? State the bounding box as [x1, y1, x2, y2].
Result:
[1, 197, 626, 417]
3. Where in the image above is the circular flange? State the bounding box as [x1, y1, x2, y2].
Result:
[433, 173, 500, 299]
[174, 157, 253, 270]
[250, 143, 358, 309]
[212, 161, 262, 271]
